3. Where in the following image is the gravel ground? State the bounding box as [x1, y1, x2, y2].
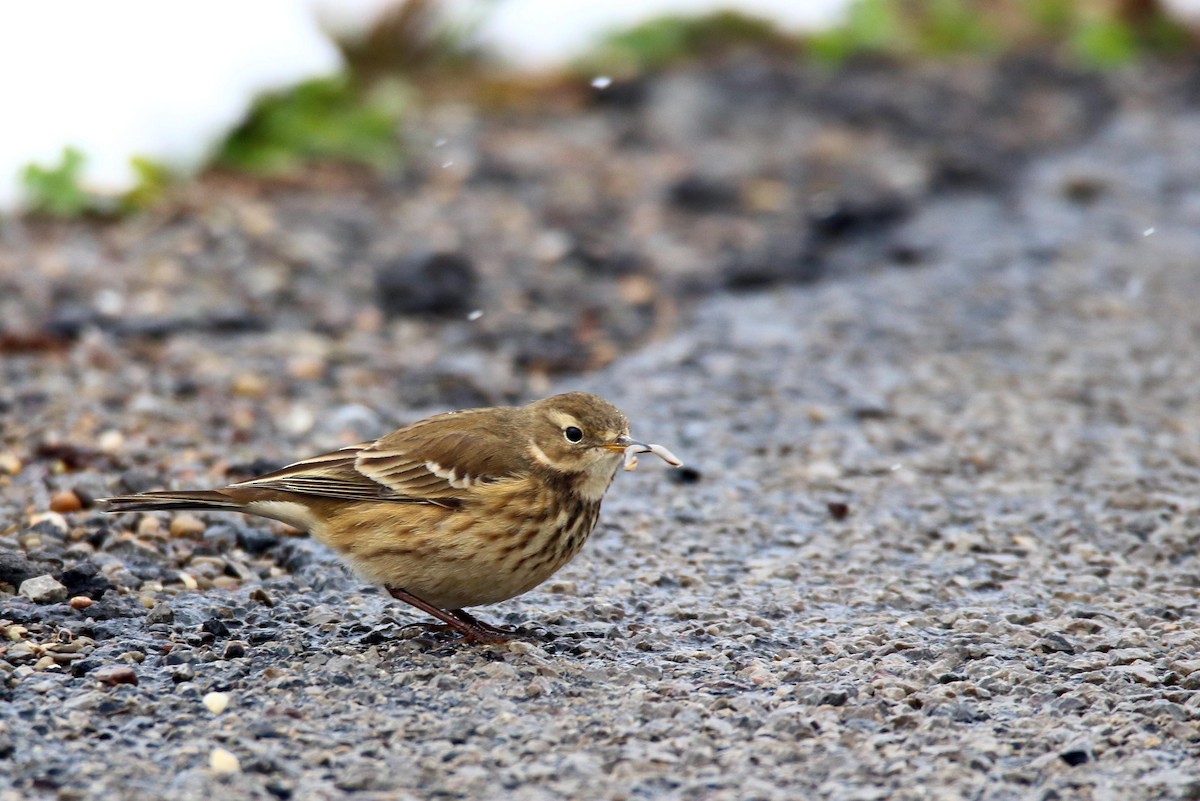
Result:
[5, 56, 1200, 800]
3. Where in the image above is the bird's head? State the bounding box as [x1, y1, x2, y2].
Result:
[520, 392, 639, 483]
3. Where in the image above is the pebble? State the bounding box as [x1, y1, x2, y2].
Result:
[69, 596, 93, 609]
[49, 489, 83, 513]
[136, 517, 163, 537]
[27, 511, 68, 534]
[170, 514, 206, 538]
[146, 603, 174, 624]
[203, 691, 231, 714]
[96, 429, 125, 453]
[209, 748, 240, 774]
[18, 575, 68, 604]
[93, 665, 138, 686]
[0, 451, 21, 475]
[232, 372, 269, 399]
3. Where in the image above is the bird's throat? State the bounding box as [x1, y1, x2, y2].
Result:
[571, 460, 619, 502]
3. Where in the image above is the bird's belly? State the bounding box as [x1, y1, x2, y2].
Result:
[315, 495, 601, 610]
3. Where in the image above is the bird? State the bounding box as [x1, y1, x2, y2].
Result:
[103, 392, 681, 643]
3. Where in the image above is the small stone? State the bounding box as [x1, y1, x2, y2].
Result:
[249, 588, 276, 607]
[222, 641, 247, 660]
[827, 501, 851, 520]
[669, 173, 739, 213]
[96, 430, 124, 453]
[178, 572, 199, 590]
[19, 575, 68, 604]
[170, 514, 205, 538]
[27, 511, 68, 534]
[204, 691, 231, 714]
[209, 747, 240, 774]
[69, 596, 93, 610]
[232, 372, 268, 399]
[94, 665, 138, 686]
[202, 618, 231, 637]
[49, 490, 83, 514]
[136, 516, 162, 537]
[668, 466, 702, 485]
[171, 663, 196, 682]
[0, 451, 21, 475]
[146, 603, 174, 624]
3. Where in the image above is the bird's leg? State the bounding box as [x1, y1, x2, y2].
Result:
[449, 608, 517, 637]
[386, 587, 511, 644]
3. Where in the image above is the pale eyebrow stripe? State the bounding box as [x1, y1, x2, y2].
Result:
[548, 411, 582, 429]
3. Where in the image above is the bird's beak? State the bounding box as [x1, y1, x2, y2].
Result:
[602, 434, 644, 453]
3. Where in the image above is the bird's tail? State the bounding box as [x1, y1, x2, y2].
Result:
[102, 490, 243, 514]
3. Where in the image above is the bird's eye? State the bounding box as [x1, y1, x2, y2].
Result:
[564, 426, 584, 443]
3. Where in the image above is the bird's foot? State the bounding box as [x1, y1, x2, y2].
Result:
[387, 587, 516, 644]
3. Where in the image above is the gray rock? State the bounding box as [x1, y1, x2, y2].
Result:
[18, 574, 68, 604]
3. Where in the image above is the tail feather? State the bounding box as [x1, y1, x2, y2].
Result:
[102, 490, 243, 514]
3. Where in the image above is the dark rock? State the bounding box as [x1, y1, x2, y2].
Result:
[827, 501, 850, 520]
[668, 466, 702, 485]
[59, 560, 111, 599]
[513, 327, 594, 374]
[27, 518, 69, 543]
[235, 525, 279, 556]
[374, 251, 477, 317]
[34, 442, 108, 471]
[249, 588, 276, 608]
[588, 76, 647, 108]
[808, 193, 909, 243]
[0, 550, 49, 586]
[1060, 747, 1092, 767]
[116, 470, 159, 494]
[1036, 633, 1076, 654]
[202, 618, 231, 638]
[723, 238, 824, 290]
[669, 175, 740, 213]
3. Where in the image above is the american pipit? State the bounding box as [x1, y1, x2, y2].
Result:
[104, 392, 681, 642]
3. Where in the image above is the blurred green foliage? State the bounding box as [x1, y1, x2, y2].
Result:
[216, 76, 407, 174]
[21, 148, 90, 217]
[21, 148, 176, 218]
[808, 0, 1189, 66]
[585, 0, 1191, 71]
[582, 11, 799, 74]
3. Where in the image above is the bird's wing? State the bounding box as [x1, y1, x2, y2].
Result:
[356, 408, 529, 502]
[228, 409, 528, 506]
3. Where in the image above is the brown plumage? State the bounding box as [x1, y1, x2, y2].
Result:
[103, 392, 681, 642]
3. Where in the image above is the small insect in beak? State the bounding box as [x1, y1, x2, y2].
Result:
[606, 435, 684, 471]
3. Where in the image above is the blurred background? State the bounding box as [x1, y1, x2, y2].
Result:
[2, 0, 1200, 468]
